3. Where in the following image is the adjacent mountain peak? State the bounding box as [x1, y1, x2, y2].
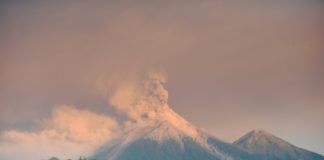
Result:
[234, 129, 324, 160]
[250, 129, 270, 135]
[245, 129, 272, 138]
[235, 129, 292, 148]
[236, 129, 281, 145]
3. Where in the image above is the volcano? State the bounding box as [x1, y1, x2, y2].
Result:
[89, 71, 323, 160]
[90, 107, 324, 160]
[91, 108, 257, 160]
[233, 129, 324, 160]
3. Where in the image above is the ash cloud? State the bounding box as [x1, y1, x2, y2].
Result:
[0, 69, 171, 160]
[106, 69, 169, 121]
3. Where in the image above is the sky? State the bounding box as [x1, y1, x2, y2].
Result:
[1, 0, 324, 158]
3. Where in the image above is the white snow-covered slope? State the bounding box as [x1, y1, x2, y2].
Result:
[90, 102, 323, 160]
[91, 107, 256, 160]
[233, 129, 324, 160]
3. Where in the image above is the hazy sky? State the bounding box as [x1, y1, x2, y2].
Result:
[1, 0, 324, 156]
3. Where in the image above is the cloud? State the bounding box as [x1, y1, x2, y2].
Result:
[0, 69, 170, 160]
[0, 105, 118, 160]
[102, 69, 169, 121]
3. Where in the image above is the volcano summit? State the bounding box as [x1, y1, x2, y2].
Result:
[90, 71, 324, 160]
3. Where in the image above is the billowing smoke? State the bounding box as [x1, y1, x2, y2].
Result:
[107, 69, 170, 121]
[0, 105, 118, 160]
[0, 69, 171, 160]
[106, 69, 200, 140]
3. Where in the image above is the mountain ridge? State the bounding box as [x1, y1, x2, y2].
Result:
[91, 107, 256, 160]
[89, 106, 324, 160]
[233, 129, 324, 160]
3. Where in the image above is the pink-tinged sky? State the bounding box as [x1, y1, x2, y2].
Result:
[0, 0, 324, 156]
